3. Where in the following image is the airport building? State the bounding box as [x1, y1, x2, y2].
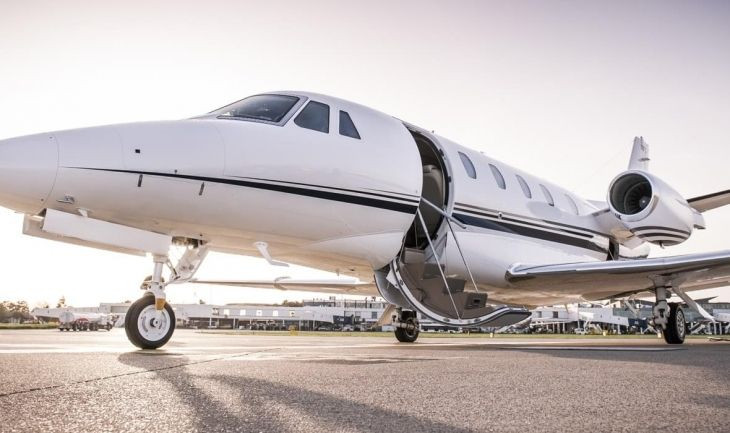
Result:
[31, 298, 730, 335]
[33, 298, 391, 331]
[531, 301, 730, 335]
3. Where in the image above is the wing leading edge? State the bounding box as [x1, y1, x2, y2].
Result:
[192, 277, 377, 296]
[506, 250, 730, 301]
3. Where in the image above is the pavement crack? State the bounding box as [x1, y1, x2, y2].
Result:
[0, 348, 277, 398]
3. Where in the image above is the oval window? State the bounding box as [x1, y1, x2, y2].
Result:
[459, 152, 477, 179]
[540, 184, 555, 206]
[489, 164, 506, 189]
[516, 174, 532, 199]
[565, 194, 580, 215]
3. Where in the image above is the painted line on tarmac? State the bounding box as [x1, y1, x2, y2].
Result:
[0, 339, 645, 354]
[505, 346, 684, 351]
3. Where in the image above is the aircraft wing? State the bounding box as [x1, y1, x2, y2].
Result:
[191, 277, 377, 296]
[506, 250, 730, 301]
[688, 189, 730, 213]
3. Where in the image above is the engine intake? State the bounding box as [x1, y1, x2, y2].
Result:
[607, 170, 696, 246]
[609, 173, 653, 215]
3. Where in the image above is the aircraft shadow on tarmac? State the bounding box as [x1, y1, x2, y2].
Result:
[117, 352, 477, 433]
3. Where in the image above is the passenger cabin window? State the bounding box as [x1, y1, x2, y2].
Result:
[339, 111, 360, 139]
[516, 174, 532, 198]
[565, 194, 580, 215]
[213, 94, 300, 123]
[295, 101, 330, 133]
[540, 184, 555, 206]
[458, 152, 477, 179]
[489, 164, 506, 189]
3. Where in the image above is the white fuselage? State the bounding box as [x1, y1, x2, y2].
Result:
[0, 91, 652, 308]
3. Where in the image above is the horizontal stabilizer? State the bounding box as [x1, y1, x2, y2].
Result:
[687, 189, 730, 213]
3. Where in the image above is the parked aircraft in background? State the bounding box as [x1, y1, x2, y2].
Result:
[1, 91, 728, 348]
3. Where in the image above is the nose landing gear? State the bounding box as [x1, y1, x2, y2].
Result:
[124, 293, 176, 349]
[124, 254, 175, 349]
[123, 242, 208, 349]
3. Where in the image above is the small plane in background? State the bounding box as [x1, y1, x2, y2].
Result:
[1, 91, 728, 348]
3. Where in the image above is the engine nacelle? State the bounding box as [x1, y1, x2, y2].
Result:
[607, 170, 698, 246]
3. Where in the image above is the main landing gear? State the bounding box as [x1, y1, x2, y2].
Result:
[393, 309, 420, 343]
[651, 286, 687, 345]
[125, 254, 175, 349]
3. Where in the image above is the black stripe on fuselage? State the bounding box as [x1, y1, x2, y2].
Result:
[68, 167, 608, 253]
[632, 226, 691, 236]
[230, 175, 421, 203]
[453, 212, 608, 254]
[67, 167, 420, 214]
[454, 202, 610, 238]
[637, 232, 689, 240]
[454, 203, 604, 239]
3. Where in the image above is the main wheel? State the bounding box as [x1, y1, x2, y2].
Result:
[395, 313, 419, 343]
[663, 303, 686, 344]
[125, 295, 175, 349]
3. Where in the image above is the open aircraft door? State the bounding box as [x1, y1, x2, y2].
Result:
[376, 125, 530, 328]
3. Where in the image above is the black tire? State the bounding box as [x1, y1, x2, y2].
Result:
[395, 313, 419, 343]
[663, 303, 686, 344]
[124, 295, 176, 349]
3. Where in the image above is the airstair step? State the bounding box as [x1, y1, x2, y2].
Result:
[422, 262, 445, 279]
[418, 277, 466, 294]
[403, 248, 426, 264]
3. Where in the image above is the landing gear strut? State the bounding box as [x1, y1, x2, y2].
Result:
[651, 286, 686, 344]
[394, 309, 420, 343]
[124, 254, 175, 349]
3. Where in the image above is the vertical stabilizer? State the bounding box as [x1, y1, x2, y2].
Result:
[628, 136, 650, 171]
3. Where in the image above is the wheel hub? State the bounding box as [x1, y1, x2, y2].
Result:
[137, 305, 170, 342]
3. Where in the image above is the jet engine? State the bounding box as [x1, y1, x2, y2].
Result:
[607, 170, 700, 246]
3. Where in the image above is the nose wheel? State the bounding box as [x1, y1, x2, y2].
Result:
[124, 294, 176, 349]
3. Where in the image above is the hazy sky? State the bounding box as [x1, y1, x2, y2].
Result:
[0, 0, 728, 307]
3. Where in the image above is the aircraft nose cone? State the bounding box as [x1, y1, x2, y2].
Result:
[0, 133, 58, 214]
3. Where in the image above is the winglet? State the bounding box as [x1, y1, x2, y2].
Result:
[628, 136, 650, 171]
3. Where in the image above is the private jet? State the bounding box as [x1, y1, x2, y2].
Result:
[1, 91, 728, 348]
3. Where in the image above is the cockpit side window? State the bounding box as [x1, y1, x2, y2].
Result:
[212, 94, 300, 124]
[339, 111, 360, 139]
[295, 101, 330, 133]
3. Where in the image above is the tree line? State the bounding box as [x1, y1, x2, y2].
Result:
[0, 301, 32, 322]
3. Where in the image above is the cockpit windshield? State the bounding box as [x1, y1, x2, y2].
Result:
[211, 94, 301, 124]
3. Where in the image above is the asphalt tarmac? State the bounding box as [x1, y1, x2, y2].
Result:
[1, 329, 728, 433]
